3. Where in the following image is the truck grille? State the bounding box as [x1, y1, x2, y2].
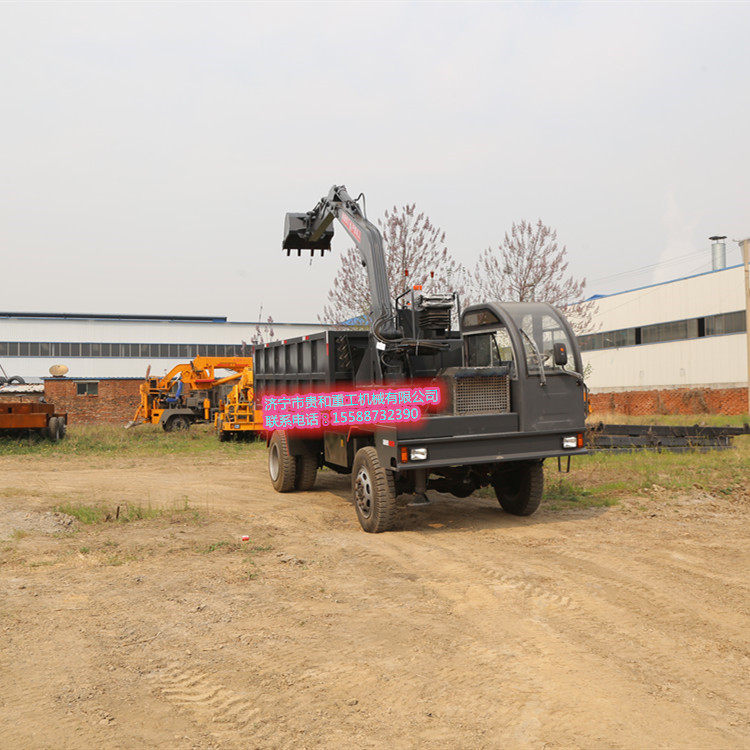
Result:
[453, 375, 510, 415]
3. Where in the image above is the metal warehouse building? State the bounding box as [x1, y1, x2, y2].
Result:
[0, 313, 329, 382]
[580, 263, 748, 415]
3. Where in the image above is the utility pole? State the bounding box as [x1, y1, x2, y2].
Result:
[741, 238, 750, 415]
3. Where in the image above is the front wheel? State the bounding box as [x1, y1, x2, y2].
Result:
[352, 447, 396, 533]
[269, 431, 296, 492]
[493, 461, 544, 516]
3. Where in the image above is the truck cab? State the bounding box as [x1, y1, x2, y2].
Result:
[462, 301, 586, 434]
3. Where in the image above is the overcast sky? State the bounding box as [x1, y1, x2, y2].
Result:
[2, 1, 749, 323]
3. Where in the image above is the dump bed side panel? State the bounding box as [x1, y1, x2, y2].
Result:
[253, 331, 371, 395]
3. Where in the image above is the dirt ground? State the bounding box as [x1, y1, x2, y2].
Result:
[1, 448, 750, 750]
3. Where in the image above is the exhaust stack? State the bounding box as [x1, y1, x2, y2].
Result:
[709, 235, 727, 271]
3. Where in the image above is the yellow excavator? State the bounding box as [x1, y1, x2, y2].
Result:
[214, 365, 264, 440]
[126, 356, 253, 431]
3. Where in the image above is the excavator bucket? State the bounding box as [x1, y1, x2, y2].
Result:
[283, 213, 333, 255]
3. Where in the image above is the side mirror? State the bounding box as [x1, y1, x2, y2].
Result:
[553, 342, 568, 366]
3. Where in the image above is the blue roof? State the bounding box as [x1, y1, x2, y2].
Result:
[585, 263, 743, 302]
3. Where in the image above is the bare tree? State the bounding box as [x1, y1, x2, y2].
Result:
[248, 315, 276, 346]
[468, 220, 592, 332]
[320, 204, 463, 325]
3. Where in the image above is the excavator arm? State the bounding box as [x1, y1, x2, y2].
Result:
[283, 185, 401, 342]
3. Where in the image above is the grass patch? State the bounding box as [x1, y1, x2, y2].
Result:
[543, 476, 618, 511]
[553, 434, 750, 509]
[200, 540, 243, 554]
[0, 423, 266, 457]
[54, 500, 202, 526]
[56, 503, 107, 525]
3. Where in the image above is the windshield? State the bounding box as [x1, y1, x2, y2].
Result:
[513, 311, 577, 375]
[465, 327, 516, 376]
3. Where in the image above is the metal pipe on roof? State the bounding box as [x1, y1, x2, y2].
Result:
[709, 235, 727, 271]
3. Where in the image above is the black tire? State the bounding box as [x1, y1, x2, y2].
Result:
[47, 417, 61, 443]
[216, 419, 228, 442]
[8, 376, 25, 384]
[493, 461, 544, 516]
[165, 415, 190, 432]
[294, 453, 318, 491]
[352, 447, 397, 533]
[269, 431, 296, 492]
[0, 377, 6, 385]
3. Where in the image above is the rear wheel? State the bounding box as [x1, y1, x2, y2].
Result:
[46, 417, 61, 442]
[493, 461, 544, 516]
[165, 415, 190, 432]
[269, 431, 296, 492]
[294, 453, 318, 491]
[352, 447, 396, 533]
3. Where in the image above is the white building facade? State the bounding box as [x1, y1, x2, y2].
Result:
[0, 313, 330, 381]
[579, 264, 747, 392]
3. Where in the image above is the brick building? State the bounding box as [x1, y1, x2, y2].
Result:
[43, 377, 142, 425]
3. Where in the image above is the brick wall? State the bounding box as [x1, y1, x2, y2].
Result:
[0, 392, 44, 404]
[589, 387, 748, 417]
[44, 378, 142, 424]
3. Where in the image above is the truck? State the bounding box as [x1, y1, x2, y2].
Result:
[258, 185, 588, 532]
[127, 356, 253, 431]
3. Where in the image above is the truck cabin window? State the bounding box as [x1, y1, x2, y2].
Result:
[516, 313, 576, 375]
[465, 328, 515, 374]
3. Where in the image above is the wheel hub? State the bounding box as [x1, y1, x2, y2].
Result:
[269, 444, 280, 481]
[354, 467, 373, 519]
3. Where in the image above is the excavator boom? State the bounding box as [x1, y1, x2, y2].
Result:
[283, 185, 401, 342]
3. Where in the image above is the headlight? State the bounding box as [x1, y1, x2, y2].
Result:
[562, 435, 579, 449]
[409, 447, 428, 461]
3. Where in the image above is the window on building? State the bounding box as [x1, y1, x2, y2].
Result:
[76, 381, 99, 396]
[705, 311, 746, 336]
[0, 338, 279, 360]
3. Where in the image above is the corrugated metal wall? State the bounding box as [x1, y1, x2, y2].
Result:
[582, 266, 747, 390]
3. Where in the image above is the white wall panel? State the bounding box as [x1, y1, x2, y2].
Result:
[588, 265, 744, 331]
[584, 334, 746, 390]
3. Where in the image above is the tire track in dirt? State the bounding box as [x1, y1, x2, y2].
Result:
[145, 664, 260, 728]
[317, 523, 750, 747]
